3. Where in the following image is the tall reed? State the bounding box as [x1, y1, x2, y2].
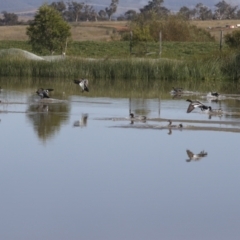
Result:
[0, 55, 238, 84]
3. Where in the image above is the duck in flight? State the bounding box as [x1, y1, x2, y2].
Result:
[36, 88, 54, 99]
[74, 79, 89, 92]
[186, 99, 207, 113]
[186, 150, 208, 162]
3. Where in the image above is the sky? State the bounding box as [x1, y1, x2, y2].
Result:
[0, 0, 239, 14]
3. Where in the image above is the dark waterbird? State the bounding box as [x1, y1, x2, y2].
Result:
[74, 79, 89, 92]
[211, 92, 219, 97]
[36, 88, 54, 99]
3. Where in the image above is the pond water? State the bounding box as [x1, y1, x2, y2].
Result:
[1, 82, 240, 240]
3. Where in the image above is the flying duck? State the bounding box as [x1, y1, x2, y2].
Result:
[36, 88, 54, 99]
[74, 79, 89, 92]
[186, 99, 207, 113]
[186, 150, 208, 162]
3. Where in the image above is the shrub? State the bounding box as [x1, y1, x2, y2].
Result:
[224, 30, 240, 51]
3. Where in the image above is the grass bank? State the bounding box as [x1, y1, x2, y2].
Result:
[0, 55, 238, 83]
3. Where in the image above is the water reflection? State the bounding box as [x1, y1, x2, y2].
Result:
[1, 79, 240, 240]
[186, 149, 208, 162]
[73, 113, 88, 127]
[26, 102, 70, 141]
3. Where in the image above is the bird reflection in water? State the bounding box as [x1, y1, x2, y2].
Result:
[186, 149, 208, 162]
[73, 114, 88, 128]
[36, 104, 49, 113]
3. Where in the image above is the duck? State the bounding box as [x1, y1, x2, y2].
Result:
[129, 113, 147, 122]
[74, 79, 89, 92]
[186, 99, 207, 113]
[200, 104, 210, 112]
[168, 120, 183, 128]
[186, 150, 208, 162]
[210, 92, 219, 97]
[36, 88, 54, 99]
[201, 106, 223, 114]
[206, 92, 220, 99]
[208, 92, 219, 97]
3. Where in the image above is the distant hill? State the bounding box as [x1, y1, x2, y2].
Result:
[0, 0, 239, 14]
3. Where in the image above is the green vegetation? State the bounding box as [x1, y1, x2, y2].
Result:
[127, 14, 215, 43]
[224, 30, 240, 51]
[0, 38, 239, 82]
[0, 53, 238, 82]
[0, 40, 220, 60]
[26, 4, 71, 54]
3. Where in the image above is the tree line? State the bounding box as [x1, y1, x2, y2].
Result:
[1, 0, 240, 26]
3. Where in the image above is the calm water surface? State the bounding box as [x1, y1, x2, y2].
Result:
[1, 84, 240, 240]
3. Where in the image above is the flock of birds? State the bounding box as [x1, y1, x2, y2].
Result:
[35, 79, 89, 99]
[172, 87, 222, 114]
[5, 80, 221, 129]
[129, 87, 223, 128]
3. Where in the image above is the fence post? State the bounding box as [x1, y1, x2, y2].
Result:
[219, 30, 223, 51]
[130, 31, 133, 55]
[159, 31, 162, 57]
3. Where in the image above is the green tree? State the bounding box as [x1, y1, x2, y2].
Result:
[1, 11, 18, 25]
[26, 4, 71, 54]
[124, 10, 137, 20]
